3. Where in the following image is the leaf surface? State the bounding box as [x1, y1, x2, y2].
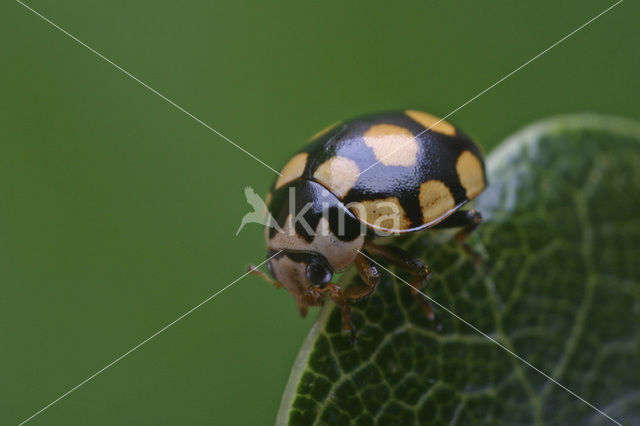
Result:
[277, 114, 640, 426]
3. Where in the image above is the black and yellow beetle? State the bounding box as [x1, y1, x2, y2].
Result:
[250, 110, 486, 335]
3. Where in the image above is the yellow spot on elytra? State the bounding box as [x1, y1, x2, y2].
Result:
[313, 156, 360, 198]
[275, 152, 308, 190]
[456, 151, 485, 199]
[419, 180, 456, 224]
[351, 197, 412, 231]
[405, 110, 456, 136]
[310, 121, 340, 141]
[363, 124, 419, 167]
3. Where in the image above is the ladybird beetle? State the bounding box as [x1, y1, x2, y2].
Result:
[250, 110, 486, 336]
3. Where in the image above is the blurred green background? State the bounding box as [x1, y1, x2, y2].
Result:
[1, 1, 638, 424]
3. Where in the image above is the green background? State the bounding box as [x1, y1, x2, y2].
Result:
[1, 1, 638, 424]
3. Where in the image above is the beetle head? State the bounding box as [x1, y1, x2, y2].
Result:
[266, 250, 333, 315]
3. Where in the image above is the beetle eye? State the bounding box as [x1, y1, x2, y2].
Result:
[266, 259, 275, 279]
[306, 261, 332, 287]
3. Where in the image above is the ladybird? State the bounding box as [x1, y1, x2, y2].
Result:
[250, 110, 486, 336]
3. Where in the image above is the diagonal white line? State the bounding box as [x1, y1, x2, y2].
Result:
[15, 0, 282, 176]
[357, 250, 623, 426]
[17, 251, 282, 426]
[358, 0, 624, 176]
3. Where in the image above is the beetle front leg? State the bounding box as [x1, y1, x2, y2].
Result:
[343, 252, 381, 302]
[319, 284, 356, 341]
[364, 241, 439, 327]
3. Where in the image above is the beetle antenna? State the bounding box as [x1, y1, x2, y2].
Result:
[247, 264, 282, 288]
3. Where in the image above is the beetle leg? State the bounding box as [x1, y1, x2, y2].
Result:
[343, 252, 381, 302]
[364, 241, 440, 328]
[319, 284, 356, 341]
[297, 290, 325, 318]
[247, 264, 282, 289]
[433, 209, 483, 266]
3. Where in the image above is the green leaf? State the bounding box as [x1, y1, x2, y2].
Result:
[276, 114, 640, 426]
